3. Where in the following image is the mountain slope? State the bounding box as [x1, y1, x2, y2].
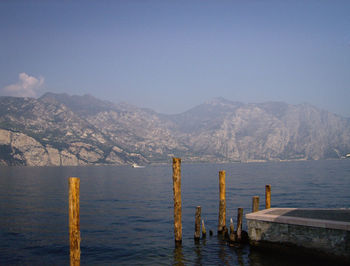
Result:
[167, 99, 350, 161]
[0, 95, 147, 166]
[0, 93, 349, 166]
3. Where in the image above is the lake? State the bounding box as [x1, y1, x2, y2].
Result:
[0, 160, 350, 265]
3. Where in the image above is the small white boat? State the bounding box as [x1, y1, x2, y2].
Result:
[132, 163, 145, 168]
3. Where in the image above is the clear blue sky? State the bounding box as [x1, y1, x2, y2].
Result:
[1, 0, 349, 117]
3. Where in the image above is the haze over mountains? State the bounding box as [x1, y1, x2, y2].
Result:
[0, 93, 349, 166]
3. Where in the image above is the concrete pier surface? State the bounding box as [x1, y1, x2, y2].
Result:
[246, 208, 350, 262]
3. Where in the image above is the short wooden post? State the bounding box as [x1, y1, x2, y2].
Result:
[252, 196, 259, 213]
[218, 170, 226, 232]
[236, 207, 243, 241]
[194, 206, 201, 240]
[172, 158, 182, 244]
[265, 184, 271, 209]
[69, 177, 80, 266]
[229, 218, 235, 233]
[202, 220, 206, 238]
[224, 226, 229, 239]
[229, 218, 236, 242]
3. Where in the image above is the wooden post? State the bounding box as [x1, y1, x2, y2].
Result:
[229, 218, 236, 242]
[218, 170, 226, 232]
[69, 177, 80, 266]
[236, 207, 243, 241]
[172, 158, 182, 244]
[265, 184, 271, 209]
[194, 206, 201, 240]
[252, 196, 259, 213]
[202, 220, 206, 238]
[229, 218, 235, 233]
[224, 226, 229, 239]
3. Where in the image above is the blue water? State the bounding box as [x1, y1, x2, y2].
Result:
[0, 160, 349, 265]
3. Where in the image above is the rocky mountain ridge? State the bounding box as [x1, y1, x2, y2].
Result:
[0, 93, 349, 166]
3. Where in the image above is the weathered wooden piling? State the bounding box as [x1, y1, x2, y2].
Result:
[252, 196, 260, 213]
[202, 220, 206, 238]
[229, 218, 236, 242]
[69, 177, 80, 266]
[236, 207, 243, 241]
[265, 184, 271, 209]
[224, 226, 229, 239]
[172, 158, 182, 244]
[218, 170, 226, 233]
[229, 218, 235, 233]
[194, 206, 201, 240]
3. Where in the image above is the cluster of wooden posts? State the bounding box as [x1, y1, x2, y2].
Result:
[172, 157, 271, 245]
[67, 158, 271, 265]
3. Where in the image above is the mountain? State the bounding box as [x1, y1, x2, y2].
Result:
[0, 94, 147, 166]
[0, 93, 349, 166]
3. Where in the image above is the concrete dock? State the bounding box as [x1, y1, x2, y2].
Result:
[246, 208, 350, 262]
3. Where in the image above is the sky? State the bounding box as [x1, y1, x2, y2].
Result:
[0, 0, 349, 117]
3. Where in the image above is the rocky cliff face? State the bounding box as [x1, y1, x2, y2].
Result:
[0, 93, 349, 166]
[166, 99, 350, 162]
[0, 95, 147, 166]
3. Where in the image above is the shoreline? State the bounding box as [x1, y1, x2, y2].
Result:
[0, 157, 349, 167]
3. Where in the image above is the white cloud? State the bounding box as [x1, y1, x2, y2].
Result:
[1, 72, 44, 98]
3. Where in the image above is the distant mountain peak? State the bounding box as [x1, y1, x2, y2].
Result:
[40, 92, 118, 115]
[205, 97, 242, 106]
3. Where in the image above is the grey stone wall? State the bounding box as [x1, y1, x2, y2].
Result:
[247, 219, 350, 259]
